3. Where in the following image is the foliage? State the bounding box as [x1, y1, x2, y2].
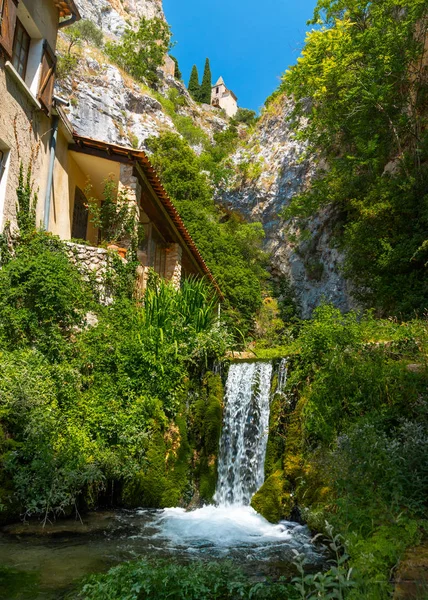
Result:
[199, 57, 212, 104]
[265, 305, 428, 596]
[74, 560, 299, 600]
[15, 162, 36, 237]
[64, 19, 104, 53]
[85, 176, 142, 250]
[232, 108, 258, 126]
[170, 54, 182, 80]
[105, 17, 171, 86]
[146, 132, 267, 334]
[56, 52, 79, 80]
[280, 0, 428, 316]
[188, 64, 200, 101]
[199, 124, 240, 186]
[0, 232, 93, 358]
[0, 220, 231, 518]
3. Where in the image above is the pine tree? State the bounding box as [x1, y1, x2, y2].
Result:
[199, 58, 212, 104]
[188, 65, 200, 101]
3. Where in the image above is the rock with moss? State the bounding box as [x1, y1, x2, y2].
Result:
[122, 415, 191, 508]
[190, 372, 223, 503]
[251, 470, 292, 523]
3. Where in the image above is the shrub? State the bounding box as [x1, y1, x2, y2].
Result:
[0, 232, 93, 357]
[231, 108, 258, 126]
[105, 17, 171, 86]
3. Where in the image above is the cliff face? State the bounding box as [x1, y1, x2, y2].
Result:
[220, 97, 356, 318]
[74, 0, 164, 38]
[58, 0, 228, 149]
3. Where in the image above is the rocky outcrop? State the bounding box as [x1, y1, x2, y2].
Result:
[220, 96, 355, 318]
[75, 0, 164, 39]
[58, 50, 227, 148]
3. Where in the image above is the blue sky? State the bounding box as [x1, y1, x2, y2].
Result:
[162, 0, 319, 112]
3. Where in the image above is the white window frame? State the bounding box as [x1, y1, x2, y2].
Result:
[0, 144, 11, 232]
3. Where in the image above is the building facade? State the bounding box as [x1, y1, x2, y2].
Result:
[0, 0, 220, 294]
[0, 0, 80, 231]
[211, 76, 238, 118]
[49, 122, 221, 293]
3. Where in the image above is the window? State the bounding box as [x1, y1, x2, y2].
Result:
[216, 87, 219, 94]
[12, 18, 30, 79]
[71, 187, 89, 241]
[0, 149, 5, 182]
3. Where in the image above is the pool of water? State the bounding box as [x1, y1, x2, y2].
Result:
[0, 507, 325, 599]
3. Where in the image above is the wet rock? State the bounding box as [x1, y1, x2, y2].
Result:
[2, 511, 117, 537]
[393, 543, 428, 599]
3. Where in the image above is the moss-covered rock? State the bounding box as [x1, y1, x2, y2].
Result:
[122, 413, 191, 508]
[190, 372, 223, 503]
[251, 470, 292, 523]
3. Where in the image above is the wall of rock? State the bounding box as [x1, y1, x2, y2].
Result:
[220, 97, 356, 318]
[74, 0, 164, 39]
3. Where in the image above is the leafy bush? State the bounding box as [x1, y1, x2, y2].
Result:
[146, 132, 267, 334]
[86, 176, 142, 249]
[74, 560, 296, 600]
[105, 17, 171, 86]
[0, 222, 231, 518]
[265, 305, 428, 596]
[0, 232, 93, 357]
[280, 0, 428, 316]
[231, 108, 258, 126]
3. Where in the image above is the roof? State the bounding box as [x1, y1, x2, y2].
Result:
[213, 77, 225, 87]
[54, 0, 81, 19]
[70, 134, 223, 298]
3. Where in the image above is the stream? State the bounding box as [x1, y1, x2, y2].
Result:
[0, 361, 325, 599]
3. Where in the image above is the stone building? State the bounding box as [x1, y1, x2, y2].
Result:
[211, 76, 238, 118]
[48, 116, 221, 292]
[0, 0, 80, 231]
[0, 0, 220, 295]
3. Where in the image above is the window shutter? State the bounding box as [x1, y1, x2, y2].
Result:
[0, 0, 18, 58]
[37, 40, 56, 115]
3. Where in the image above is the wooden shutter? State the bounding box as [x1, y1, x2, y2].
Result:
[37, 40, 56, 115]
[0, 0, 18, 59]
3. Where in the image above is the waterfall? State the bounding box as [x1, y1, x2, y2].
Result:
[276, 358, 288, 396]
[215, 361, 273, 507]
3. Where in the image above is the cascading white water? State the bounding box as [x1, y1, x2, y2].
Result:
[276, 358, 288, 396]
[148, 359, 322, 569]
[215, 362, 273, 506]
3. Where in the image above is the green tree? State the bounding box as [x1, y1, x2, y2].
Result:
[170, 55, 182, 80]
[281, 0, 428, 316]
[188, 64, 200, 101]
[199, 58, 212, 104]
[64, 19, 104, 53]
[105, 17, 171, 86]
[146, 132, 266, 332]
[232, 108, 258, 126]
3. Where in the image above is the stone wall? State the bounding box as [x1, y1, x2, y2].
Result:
[65, 241, 117, 304]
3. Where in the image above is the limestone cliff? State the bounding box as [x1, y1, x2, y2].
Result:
[58, 0, 228, 149]
[220, 96, 356, 318]
[74, 0, 164, 39]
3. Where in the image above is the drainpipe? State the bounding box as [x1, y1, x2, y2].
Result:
[43, 115, 59, 231]
[58, 13, 79, 29]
